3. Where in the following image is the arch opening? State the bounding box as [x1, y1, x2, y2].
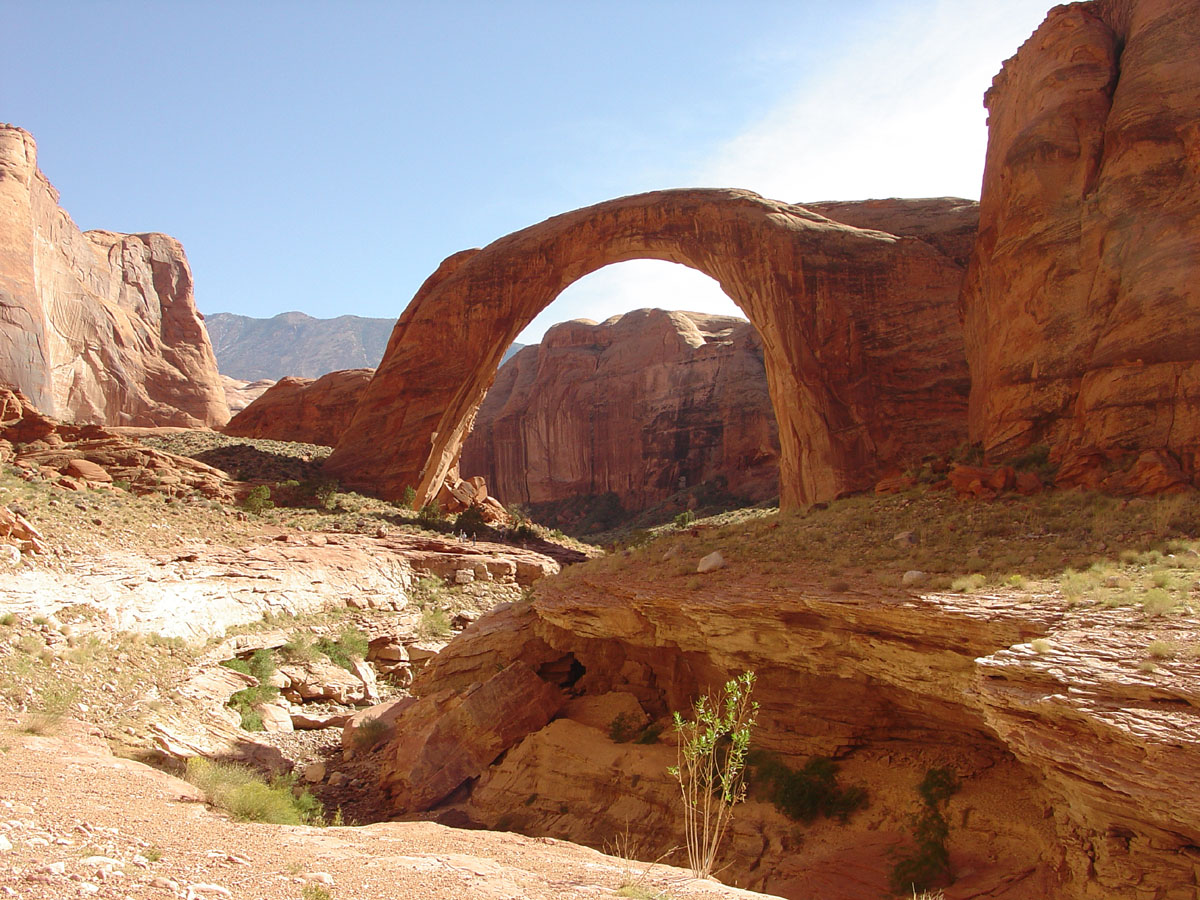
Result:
[458, 259, 781, 532]
[324, 189, 971, 512]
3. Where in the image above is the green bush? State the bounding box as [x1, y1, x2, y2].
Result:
[400, 485, 417, 509]
[223, 648, 279, 731]
[417, 499, 443, 526]
[674, 510, 696, 528]
[316, 626, 369, 671]
[609, 712, 639, 743]
[749, 752, 868, 824]
[454, 505, 488, 538]
[890, 767, 960, 894]
[241, 485, 273, 514]
[184, 758, 325, 825]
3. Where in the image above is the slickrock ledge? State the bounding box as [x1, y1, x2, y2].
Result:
[376, 562, 1200, 899]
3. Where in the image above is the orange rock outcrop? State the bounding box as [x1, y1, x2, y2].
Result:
[223, 369, 374, 446]
[0, 125, 228, 428]
[963, 0, 1200, 488]
[375, 548, 1200, 899]
[459, 309, 779, 514]
[326, 191, 972, 510]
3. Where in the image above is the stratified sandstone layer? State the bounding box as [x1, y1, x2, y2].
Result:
[223, 369, 374, 446]
[963, 0, 1200, 487]
[376, 551, 1200, 900]
[326, 190, 971, 510]
[0, 125, 228, 427]
[459, 309, 779, 513]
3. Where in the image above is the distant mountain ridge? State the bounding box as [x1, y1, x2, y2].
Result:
[206, 311, 525, 381]
[204, 311, 396, 381]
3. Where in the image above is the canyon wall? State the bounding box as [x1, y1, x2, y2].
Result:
[0, 125, 228, 428]
[963, 0, 1200, 489]
[458, 309, 779, 514]
[223, 369, 373, 447]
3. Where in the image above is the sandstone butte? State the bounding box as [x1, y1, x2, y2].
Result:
[457, 309, 780, 514]
[223, 369, 374, 447]
[0, 124, 228, 428]
[324, 191, 973, 511]
[963, 0, 1200, 491]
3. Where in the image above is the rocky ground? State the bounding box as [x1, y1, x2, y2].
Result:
[3, 422, 1200, 899]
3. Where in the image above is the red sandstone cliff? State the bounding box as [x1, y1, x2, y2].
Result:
[458, 309, 779, 514]
[223, 369, 374, 447]
[0, 125, 228, 428]
[963, 0, 1200, 490]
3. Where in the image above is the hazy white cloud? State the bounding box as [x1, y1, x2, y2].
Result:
[521, 1, 1053, 344]
[698, 0, 1052, 202]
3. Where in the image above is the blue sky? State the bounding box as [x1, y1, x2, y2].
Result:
[3, 1, 1052, 343]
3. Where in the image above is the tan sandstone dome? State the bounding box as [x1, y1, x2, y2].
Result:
[0, 125, 228, 428]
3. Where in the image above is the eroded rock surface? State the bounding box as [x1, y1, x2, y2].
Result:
[375, 555, 1200, 899]
[223, 369, 374, 446]
[0, 125, 229, 427]
[962, 0, 1200, 488]
[459, 309, 779, 514]
[326, 190, 971, 510]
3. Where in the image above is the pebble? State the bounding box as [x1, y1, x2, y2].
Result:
[150, 876, 179, 891]
[0, 835, 9, 851]
[697, 550, 725, 573]
[902, 570, 928, 586]
[42, 861, 66, 875]
[186, 884, 232, 899]
[305, 872, 334, 885]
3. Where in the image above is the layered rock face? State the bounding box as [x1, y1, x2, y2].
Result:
[374, 550, 1200, 900]
[459, 309, 780, 513]
[223, 369, 374, 446]
[963, 0, 1200, 488]
[0, 125, 228, 428]
[326, 190, 972, 510]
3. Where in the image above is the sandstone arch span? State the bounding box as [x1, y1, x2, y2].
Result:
[325, 189, 970, 509]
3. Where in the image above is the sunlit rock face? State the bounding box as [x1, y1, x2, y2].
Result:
[458, 309, 780, 514]
[223, 369, 375, 447]
[326, 189, 971, 510]
[0, 125, 228, 427]
[962, 0, 1200, 488]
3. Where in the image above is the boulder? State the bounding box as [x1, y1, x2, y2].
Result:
[377, 661, 564, 811]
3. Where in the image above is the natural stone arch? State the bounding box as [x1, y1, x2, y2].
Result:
[325, 188, 969, 510]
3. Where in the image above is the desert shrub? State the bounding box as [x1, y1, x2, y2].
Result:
[890, 767, 960, 894]
[224, 648, 279, 731]
[668, 671, 758, 879]
[674, 510, 696, 528]
[21, 682, 80, 734]
[1030, 638, 1053, 654]
[302, 886, 333, 900]
[398, 485, 417, 509]
[417, 607, 451, 640]
[316, 626, 369, 671]
[454, 505, 488, 538]
[1142, 588, 1179, 617]
[352, 715, 390, 750]
[184, 758, 324, 825]
[609, 712, 639, 743]
[280, 634, 319, 664]
[635, 722, 664, 744]
[417, 499, 444, 527]
[1147, 640, 1176, 659]
[750, 752, 868, 824]
[241, 485, 273, 514]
